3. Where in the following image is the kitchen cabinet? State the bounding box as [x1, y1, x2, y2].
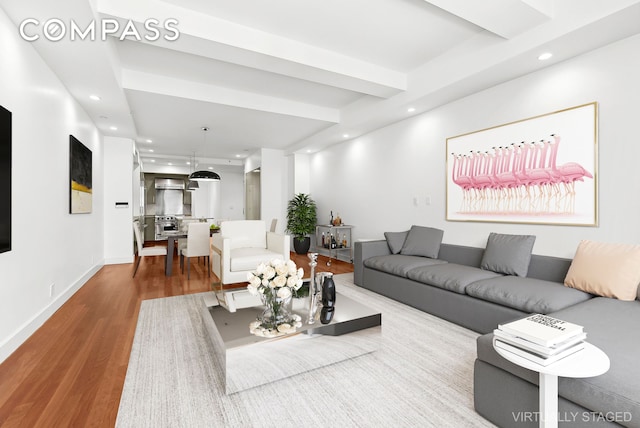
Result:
[143, 216, 155, 242]
[145, 176, 155, 205]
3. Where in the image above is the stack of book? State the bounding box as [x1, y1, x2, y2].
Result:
[494, 314, 586, 366]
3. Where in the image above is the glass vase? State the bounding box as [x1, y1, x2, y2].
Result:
[258, 289, 293, 330]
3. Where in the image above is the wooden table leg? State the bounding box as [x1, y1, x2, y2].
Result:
[165, 236, 176, 276]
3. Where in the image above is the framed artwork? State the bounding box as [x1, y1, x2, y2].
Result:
[0, 105, 11, 253]
[69, 135, 92, 214]
[446, 102, 598, 226]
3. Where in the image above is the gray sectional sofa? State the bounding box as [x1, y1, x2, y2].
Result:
[354, 229, 640, 427]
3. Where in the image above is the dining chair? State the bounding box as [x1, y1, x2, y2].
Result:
[177, 218, 199, 254]
[132, 221, 167, 277]
[180, 222, 211, 279]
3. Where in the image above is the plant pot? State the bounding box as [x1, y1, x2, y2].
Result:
[293, 236, 311, 254]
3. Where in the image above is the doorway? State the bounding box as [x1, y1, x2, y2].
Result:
[245, 168, 260, 220]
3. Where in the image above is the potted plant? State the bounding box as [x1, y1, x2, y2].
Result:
[286, 193, 317, 254]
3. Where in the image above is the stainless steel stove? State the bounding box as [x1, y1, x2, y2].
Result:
[154, 215, 178, 240]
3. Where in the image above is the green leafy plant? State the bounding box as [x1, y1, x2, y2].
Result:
[286, 193, 317, 242]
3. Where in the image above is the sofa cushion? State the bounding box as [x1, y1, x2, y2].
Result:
[230, 247, 284, 272]
[467, 276, 592, 313]
[407, 263, 503, 294]
[480, 233, 536, 277]
[399, 225, 444, 259]
[364, 254, 447, 277]
[548, 298, 640, 420]
[384, 231, 408, 254]
[564, 240, 640, 301]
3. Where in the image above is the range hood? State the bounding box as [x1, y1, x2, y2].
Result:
[155, 178, 185, 190]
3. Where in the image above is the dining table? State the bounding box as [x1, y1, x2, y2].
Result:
[160, 230, 187, 276]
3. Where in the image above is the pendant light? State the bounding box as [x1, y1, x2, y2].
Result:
[186, 152, 199, 191]
[189, 127, 221, 181]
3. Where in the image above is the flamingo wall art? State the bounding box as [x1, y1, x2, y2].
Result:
[446, 102, 597, 226]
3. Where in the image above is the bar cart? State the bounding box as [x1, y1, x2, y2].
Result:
[315, 224, 354, 266]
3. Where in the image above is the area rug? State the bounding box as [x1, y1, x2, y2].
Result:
[116, 273, 495, 427]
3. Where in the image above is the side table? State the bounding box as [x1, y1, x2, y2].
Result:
[494, 341, 609, 428]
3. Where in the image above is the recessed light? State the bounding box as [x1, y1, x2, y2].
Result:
[186, 161, 191, 165]
[148, 149, 154, 153]
[343, 134, 349, 138]
[109, 126, 118, 130]
[307, 150, 312, 153]
[150, 159, 155, 162]
[146, 139, 152, 143]
[89, 95, 101, 101]
[407, 107, 416, 113]
[538, 52, 553, 61]
[235, 154, 241, 158]
[208, 166, 213, 170]
[168, 162, 173, 166]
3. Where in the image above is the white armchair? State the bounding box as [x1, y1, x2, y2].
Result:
[211, 220, 290, 311]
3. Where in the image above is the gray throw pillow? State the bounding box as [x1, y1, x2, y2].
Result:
[481, 233, 536, 277]
[384, 231, 409, 255]
[399, 226, 444, 259]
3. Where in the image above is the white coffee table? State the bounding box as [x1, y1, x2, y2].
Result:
[494, 341, 609, 428]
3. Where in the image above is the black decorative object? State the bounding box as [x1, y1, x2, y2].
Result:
[320, 273, 336, 324]
[293, 236, 311, 254]
[0, 105, 11, 254]
[320, 306, 335, 324]
[322, 273, 336, 307]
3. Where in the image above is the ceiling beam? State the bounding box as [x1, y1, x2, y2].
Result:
[121, 69, 340, 123]
[97, 0, 406, 98]
[139, 152, 243, 166]
[423, 0, 552, 39]
[289, 1, 640, 154]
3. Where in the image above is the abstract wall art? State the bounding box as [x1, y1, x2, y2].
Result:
[446, 102, 598, 226]
[69, 135, 92, 214]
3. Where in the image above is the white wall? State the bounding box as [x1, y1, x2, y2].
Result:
[293, 153, 311, 195]
[0, 8, 103, 362]
[192, 180, 221, 219]
[310, 34, 640, 259]
[132, 150, 142, 218]
[260, 149, 288, 230]
[242, 149, 290, 231]
[103, 137, 134, 264]
[219, 170, 245, 220]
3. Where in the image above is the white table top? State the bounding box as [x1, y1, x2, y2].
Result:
[494, 341, 610, 378]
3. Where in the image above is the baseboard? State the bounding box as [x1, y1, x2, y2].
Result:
[0, 262, 104, 364]
[105, 256, 134, 265]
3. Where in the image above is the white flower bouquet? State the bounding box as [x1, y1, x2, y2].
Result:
[247, 259, 304, 337]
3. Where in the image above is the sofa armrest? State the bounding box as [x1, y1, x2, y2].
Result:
[354, 240, 390, 286]
[210, 234, 231, 282]
[211, 233, 224, 251]
[266, 232, 290, 260]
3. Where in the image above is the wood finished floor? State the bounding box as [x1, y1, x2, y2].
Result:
[0, 250, 353, 427]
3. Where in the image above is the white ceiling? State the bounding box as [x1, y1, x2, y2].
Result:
[2, 0, 640, 172]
